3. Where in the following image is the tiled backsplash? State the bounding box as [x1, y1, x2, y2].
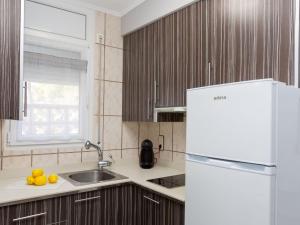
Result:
[0, 11, 186, 171]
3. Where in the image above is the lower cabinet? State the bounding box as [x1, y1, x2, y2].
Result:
[0, 183, 184, 225]
[132, 185, 185, 225]
[69, 184, 132, 225]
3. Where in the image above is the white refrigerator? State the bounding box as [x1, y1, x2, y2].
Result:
[185, 79, 300, 225]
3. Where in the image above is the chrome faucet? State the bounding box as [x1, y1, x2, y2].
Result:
[84, 140, 112, 169]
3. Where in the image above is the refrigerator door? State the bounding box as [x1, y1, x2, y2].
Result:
[187, 80, 277, 165]
[185, 156, 276, 225]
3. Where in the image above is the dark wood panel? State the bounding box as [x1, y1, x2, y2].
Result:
[131, 184, 185, 225]
[210, 0, 295, 85]
[69, 184, 133, 225]
[123, 25, 155, 121]
[0, 200, 47, 225]
[123, 0, 295, 118]
[0, 183, 184, 225]
[0, 0, 21, 120]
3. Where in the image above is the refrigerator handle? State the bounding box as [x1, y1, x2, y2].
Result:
[186, 154, 276, 175]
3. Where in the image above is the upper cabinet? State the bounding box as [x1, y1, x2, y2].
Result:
[123, 24, 156, 121]
[209, 0, 295, 85]
[0, 0, 22, 120]
[122, 0, 295, 122]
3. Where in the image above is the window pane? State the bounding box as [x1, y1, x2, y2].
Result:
[17, 81, 81, 141]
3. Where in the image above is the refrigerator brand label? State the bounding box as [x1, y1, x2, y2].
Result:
[214, 96, 227, 101]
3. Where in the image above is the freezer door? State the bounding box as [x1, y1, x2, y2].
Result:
[187, 80, 277, 165]
[185, 158, 275, 225]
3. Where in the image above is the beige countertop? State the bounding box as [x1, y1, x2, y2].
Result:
[0, 161, 185, 206]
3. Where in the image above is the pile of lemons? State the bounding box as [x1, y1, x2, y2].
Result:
[26, 169, 58, 186]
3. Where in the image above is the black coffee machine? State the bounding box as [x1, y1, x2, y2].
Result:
[140, 139, 154, 169]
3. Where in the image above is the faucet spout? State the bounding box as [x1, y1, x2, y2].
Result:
[84, 140, 111, 170]
[84, 140, 103, 161]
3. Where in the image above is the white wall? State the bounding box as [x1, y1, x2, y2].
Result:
[121, 0, 197, 35]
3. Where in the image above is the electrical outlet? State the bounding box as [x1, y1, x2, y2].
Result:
[158, 135, 165, 151]
[96, 33, 104, 44]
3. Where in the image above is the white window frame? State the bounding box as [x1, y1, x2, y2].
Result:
[8, 33, 91, 146]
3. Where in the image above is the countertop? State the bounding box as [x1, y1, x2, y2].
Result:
[0, 161, 185, 206]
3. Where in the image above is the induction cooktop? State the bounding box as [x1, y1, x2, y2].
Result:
[147, 174, 185, 189]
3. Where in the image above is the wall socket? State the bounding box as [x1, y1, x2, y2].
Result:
[96, 33, 104, 44]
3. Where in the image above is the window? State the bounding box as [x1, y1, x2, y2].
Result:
[9, 40, 88, 145]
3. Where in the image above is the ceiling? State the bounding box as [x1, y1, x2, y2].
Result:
[78, 0, 146, 16]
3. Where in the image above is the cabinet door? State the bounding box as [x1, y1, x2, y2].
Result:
[0, 0, 22, 120]
[1, 200, 47, 225]
[123, 25, 155, 122]
[210, 0, 295, 85]
[69, 184, 132, 225]
[69, 190, 103, 225]
[155, 0, 213, 107]
[132, 185, 185, 225]
[101, 184, 132, 225]
[45, 195, 70, 225]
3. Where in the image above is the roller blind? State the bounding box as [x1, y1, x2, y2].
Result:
[23, 44, 87, 85]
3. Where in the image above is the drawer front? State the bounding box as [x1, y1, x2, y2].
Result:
[1, 201, 47, 225]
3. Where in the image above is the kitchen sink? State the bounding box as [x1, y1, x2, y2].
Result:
[60, 169, 127, 186]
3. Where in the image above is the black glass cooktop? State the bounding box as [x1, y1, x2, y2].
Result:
[147, 174, 185, 189]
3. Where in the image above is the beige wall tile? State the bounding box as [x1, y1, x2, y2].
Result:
[92, 116, 103, 144]
[2, 149, 31, 156]
[122, 149, 139, 162]
[82, 150, 98, 163]
[122, 122, 139, 149]
[104, 81, 122, 116]
[93, 80, 104, 115]
[173, 152, 186, 162]
[59, 146, 82, 153]
[95, 11, 105, 36]
[103, 116, 122, 150]
[159, 122, 173, 151]
[138, 123, 149, 149]
[105, 14, 123, 48]
[32, 154, 57, 168]
[158, 150, 173, 162]
[94, 44, 105, 80]
[148, 123, 160, 149]
[105, 47, 123, 82]
[58, 152, 81, 165]
[32, 148, 57, 155]
[103, 150, 121, 162]
[2, 156, 31, 170]
[173, 122, 186, 152]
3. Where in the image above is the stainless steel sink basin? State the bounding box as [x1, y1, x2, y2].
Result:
[60, 169, 127, 186]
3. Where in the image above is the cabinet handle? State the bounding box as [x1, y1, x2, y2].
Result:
[75, 195, 101, 203]
[147, 97, 150, 120]
[143, 195, 160, 205]
[23, 81, 28, 117]
[208, 62, 211, 85]
[154, 80, 157, 106]
[13, 212, 47, 222]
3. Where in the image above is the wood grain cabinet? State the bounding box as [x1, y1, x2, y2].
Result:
[0, 200, 47, 225]
[0, 183, 184, 225]
[69, 184, 133, 225]
[0, 0, 22, 120]
[131, 185, 185, 225]
[123, 0, 295, 121]
[0, 184, 133, 225]
[123, 26, 156, 121]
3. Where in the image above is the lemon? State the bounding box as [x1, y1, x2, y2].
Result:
[32, 168, 44, 178]
[34, 175, 47, 186]
[48, 174, 58, 184]
[26, 176, 35, 185]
